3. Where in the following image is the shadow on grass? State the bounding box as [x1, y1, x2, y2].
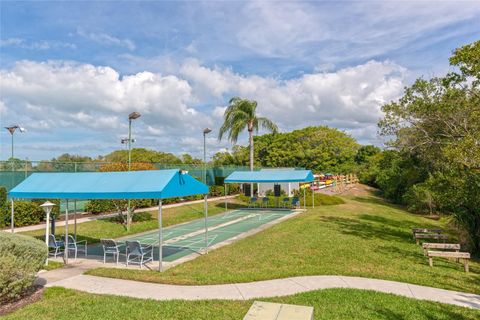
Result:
[319, 216, 413, 243]
[358, 214, 440, 231]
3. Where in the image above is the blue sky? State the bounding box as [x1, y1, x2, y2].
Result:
[1, 1, 479, 161]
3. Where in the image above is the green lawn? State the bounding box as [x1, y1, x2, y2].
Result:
[21, 200, 242, 244]
[87, 193, 480, 294]
[4, 287, 479, 320]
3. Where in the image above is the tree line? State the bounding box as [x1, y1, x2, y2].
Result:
[361, 40, 480, 253]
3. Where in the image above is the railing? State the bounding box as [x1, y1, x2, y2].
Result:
[0, 160, 252, 190]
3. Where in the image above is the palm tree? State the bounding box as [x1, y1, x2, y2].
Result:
[218, 97, 278, 196]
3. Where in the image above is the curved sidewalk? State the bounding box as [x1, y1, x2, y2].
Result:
[43, 274, 480, 309]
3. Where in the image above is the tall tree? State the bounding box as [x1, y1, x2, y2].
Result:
[218, 97, 278, 195]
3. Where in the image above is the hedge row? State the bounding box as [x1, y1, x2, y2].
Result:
[0, 184, 241, 228]
[0, 231, 47, 302]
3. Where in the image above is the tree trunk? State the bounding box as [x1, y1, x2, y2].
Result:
[249, 127, 254, 197]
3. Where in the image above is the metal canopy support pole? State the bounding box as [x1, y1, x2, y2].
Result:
[10, 199, 14, 233]
[224, 184, 227, 211]
[204, 195, 208, 254]
[74, 200, 77, 240]
[158, 199, 163, 272]
[45, 207, 50, 266]
[64, 200, 69, 265]
[303, 187, 306, 210]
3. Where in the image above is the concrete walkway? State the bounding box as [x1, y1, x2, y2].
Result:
[6, 195, 236, 233]
[39, 271, 480, 309]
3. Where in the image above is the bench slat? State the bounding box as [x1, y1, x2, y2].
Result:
[415, 234, 448, 239]
[422, 243, 460, 250]
[427, 251, 470, 258]
[412, 228, 442, 234]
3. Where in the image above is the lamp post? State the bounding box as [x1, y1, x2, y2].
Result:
[126, 112, 140, 232]
[127, 112, 141, 171]
[40, 201, 56, 266]
[4, 125, 26, 160]
[203, 128, 212, 185]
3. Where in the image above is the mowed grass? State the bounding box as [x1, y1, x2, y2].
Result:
[88, 193, 480, 294]
[5, 287, 480, 320]
[21, 200, 240, 244]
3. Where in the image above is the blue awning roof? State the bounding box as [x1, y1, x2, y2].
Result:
[9, 169, 209, 200]
[224, 170, 314, 183]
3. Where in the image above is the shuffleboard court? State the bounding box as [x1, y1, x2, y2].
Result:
[116, 209, 296, 263]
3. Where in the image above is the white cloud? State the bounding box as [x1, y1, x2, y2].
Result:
[230, 1, 480, 63]
[0, 58, 407, 159]
[181, 59, 407, 134]
[76, 28, 136, 51]
[0, 37, 76, 50]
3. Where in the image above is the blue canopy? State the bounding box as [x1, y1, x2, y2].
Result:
[224, 169, 314, 183]
[9, 169, 209, 200]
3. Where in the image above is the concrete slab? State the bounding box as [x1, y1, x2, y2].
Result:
[243, 301, 281, 320]
[277, 303, 314, 320]
[243, 301, 313, 320]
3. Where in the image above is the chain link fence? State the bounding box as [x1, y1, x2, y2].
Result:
[0, 160, 251, 191]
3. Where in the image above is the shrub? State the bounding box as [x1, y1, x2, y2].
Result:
[85, 200, 116, 214]
[108, 211, 152, 224]
[0, 232, 47, 302]
[8, 201, 44, 227]
[0, 186, 7, 227]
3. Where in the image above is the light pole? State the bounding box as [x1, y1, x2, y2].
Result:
[127, 112, 141, 171]
[4, 125, 26, 160]
[40, 201, 56, 266]
[126, 112, 140, 232]
[203, 128, 212, 185]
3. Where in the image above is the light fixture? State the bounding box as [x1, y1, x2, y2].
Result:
[128, 112, 141, 120]
[203, 128, 212, 134]
[4, 124, 26, 159]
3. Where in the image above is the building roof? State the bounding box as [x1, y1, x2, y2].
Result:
[224, 169, 314, 183]
[9, 169, 209, 200]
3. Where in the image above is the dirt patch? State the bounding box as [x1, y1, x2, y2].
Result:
[0, 286, 44, 316]
[318, 183, 377, 197]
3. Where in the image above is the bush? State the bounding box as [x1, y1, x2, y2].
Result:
[0, 232, 47, 302]
[0, 186, 7, 227]
[85, 200, 117, 214]
[108, 211, 153, 224]
[8, 201, 44, 227]
[132, 211, 153, 222]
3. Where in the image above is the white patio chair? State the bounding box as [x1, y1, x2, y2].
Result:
[48, 234, 64, 258]
[62, 235, 87, 260]
[101, 239, 121, 265]
[125, 240, 154, 269]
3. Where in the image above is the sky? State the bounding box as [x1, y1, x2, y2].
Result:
[0, 0, 479, 161]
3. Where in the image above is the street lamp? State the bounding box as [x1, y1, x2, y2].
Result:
[126, 112, 140, 232]
[127, 112, 141, 171]
[203, 128, 212, 184]
[4, 125, 26, 159]
[40, 201, 56, 266]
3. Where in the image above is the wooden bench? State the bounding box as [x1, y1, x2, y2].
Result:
[427, 251, 470, 272]
[412, 228, 442, 239]
[243, 301, 313, 320]
[415, 233, 448, 245]
[422, 243, 460, 256]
